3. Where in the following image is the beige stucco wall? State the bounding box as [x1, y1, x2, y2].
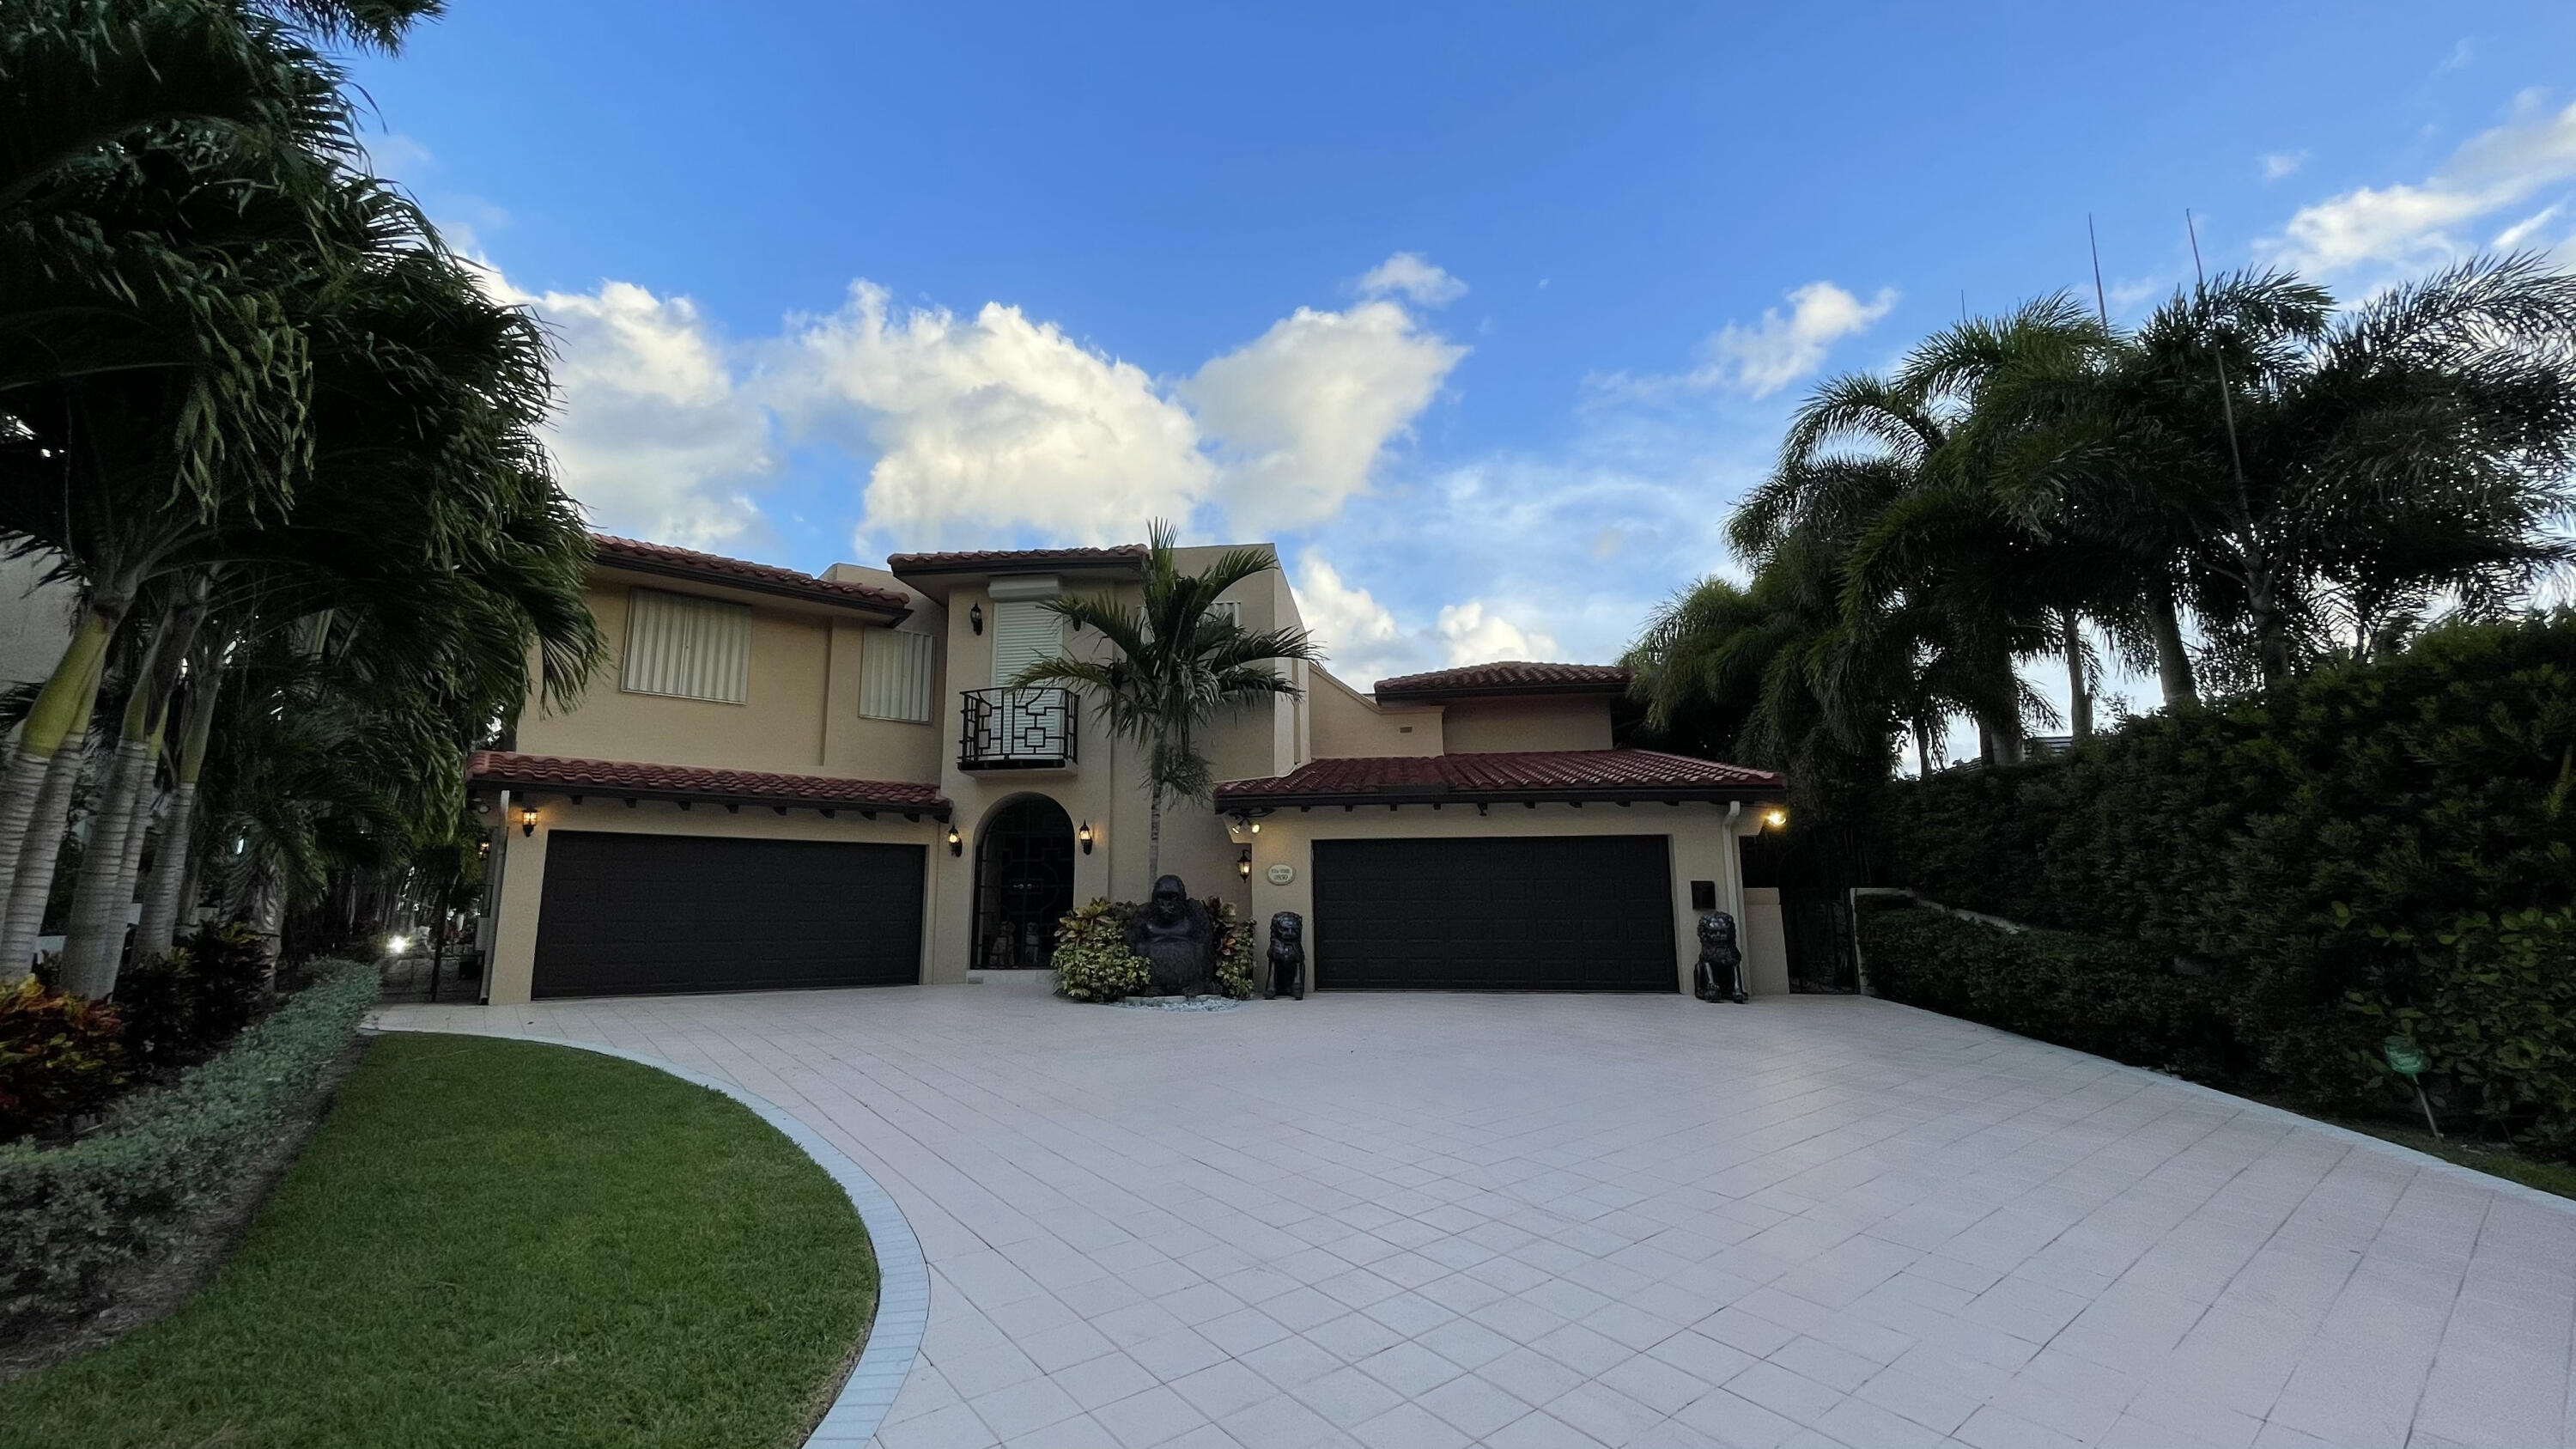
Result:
[1740, 886, 1791, 996]
[483, 791, 945, 1005]
[1439, 697, 1614, 753]
[1241, 801, 1777, 996]
[517, 579, 841, 776]
[1307, 667, 1442, 757]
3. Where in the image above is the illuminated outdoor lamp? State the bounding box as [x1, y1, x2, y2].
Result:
[519, 803, 538, 837]
[946, 825, 963, 855]
[1077, 820, 1093, 854]
[1763, 807, 1788, 830]
[1236, 845, 1254, 879]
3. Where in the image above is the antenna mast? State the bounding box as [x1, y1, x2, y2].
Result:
[2185, 209, 2249, 488]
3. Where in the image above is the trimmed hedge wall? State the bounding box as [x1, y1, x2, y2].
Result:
[1861, 908, 2245, 1081]
[1880, 616, 2576, 1108]
[0, 958, 377, 1328]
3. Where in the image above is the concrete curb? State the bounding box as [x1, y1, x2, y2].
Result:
[368, 1026, 927, 1447]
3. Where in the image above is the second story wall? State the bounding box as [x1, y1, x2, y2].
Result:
[1442, 697, 1614, 753]
[516, 576, 838, 776]
[1307, 667, 1443, 758]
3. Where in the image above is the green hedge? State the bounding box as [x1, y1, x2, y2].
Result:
[1881, 614, 2576, 1101]
[1860, 907, 2245, 1081]
[0, 957, 377, 1329]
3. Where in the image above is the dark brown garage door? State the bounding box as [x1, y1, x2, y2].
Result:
[1311, 835, 1677, 991]
[533, 831, 926, 998]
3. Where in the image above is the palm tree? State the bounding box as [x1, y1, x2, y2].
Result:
[1018, 522, 1321, 877]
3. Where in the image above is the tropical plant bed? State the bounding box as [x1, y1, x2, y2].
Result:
[0, 1033, 878, 1449]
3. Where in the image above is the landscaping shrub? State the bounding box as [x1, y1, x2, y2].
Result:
[0, 978, 127, 1142]
[0, 957, 376, 1329]
[1052, 897, 1259, 1002]
[1880, 613, 2576, 1099]
[2355, 906, 2576, 1154]
[1052, 899, 1151, 1002]
[1860, 906, 2243, 1081]
[113, 922, 272, 1071]
[1212, 899, 1256, 1001]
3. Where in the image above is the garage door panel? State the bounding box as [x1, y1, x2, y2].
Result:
[1312, 835, 1676, 991]
[533, 831, 925, 997]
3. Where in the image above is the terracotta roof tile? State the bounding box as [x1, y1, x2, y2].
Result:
[886, 545, 1150, 575]
[1372, 661, 1632, 699]
[592, 534, 910, 613]
[471, 751, 950, 817]
[1214, 749, 1783, 807]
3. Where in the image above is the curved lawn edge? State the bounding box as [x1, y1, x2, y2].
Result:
[372, 1027, 927, 1448]
[1856, 996, 2576, 1219]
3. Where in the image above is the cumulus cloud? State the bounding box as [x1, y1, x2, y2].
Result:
[1184, 301, 1467, 532]
[1700, 282, 1899, 398]
[1358, 252, 1468, 307]
[499, 276, 775, 548]
[1434, 600, 1558, 667]
[1594, 281, 1897, 403]
[493, 259, 1471, 553]
[771, 283, 1212, 546]
[1291, 554, 1409, 679]
[2263, 94, 2576, 277]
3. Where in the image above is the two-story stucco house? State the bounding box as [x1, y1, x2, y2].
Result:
[465, 535, 1792, 1005]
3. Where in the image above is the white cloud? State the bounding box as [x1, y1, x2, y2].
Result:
[1594, 281, 1897, 404]
[1701, 282, 1899, 399]
[2260, 150, 2308, 181]
[1434, 600, 1558, 667]
[501, 275, 775, 549]
[1183, 301, 1467, 532]
[2263, 94, 2576, 277]
[771, 283, 1212, 546]
[1358, 252, 1468, 307]
[1291, 554, 1410, 680]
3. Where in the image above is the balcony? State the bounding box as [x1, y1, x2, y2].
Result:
[959, 687, 1078, 770]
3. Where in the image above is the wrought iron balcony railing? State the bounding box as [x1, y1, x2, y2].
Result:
[958, 687, 1078, 770]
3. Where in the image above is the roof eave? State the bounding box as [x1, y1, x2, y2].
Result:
[1372, 681, 1633, 703]
[474, 772, 951, 819]
[599, 554, 912, 620]
[1213, 782, 1784, 809]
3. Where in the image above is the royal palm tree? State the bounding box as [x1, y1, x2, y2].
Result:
[1018, 522, 1321, 878]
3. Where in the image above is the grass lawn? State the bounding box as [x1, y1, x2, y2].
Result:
[0, 1032, 878, 1448]
[2328, 1115, 2576, 1202]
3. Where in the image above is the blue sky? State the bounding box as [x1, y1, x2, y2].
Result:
[350, 2, 2576, 700]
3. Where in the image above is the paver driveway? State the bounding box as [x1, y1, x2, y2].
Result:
[378, 979, 2576, 1449]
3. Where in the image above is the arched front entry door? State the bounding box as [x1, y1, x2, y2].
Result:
[974, 795, 1076, 969]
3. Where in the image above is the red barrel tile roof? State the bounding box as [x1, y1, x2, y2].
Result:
[471, 751, 950, 816]
[1214, 749, 1783, 806]
[1372, 661, 1632, 699]
[886, 545, 1150, 574]
[592, 534, 910, 613]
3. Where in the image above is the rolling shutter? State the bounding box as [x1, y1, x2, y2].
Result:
[990, 600, 1061, 686]
[621, 588, 750, 703]
[860, 629, 937, 722]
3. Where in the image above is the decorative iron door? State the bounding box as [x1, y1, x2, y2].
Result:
[974, 796, 1077, 969]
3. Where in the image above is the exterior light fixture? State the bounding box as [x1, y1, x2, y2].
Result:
[1236, 845, 1254, 879]
[1078, 820, 1093, 854]
[1249, 819, 1261, 834]
[969, 603, 983, 635]
[519, 804, 538, 837]
[1763, 807, 1788, 830]
[386, 934, 410, 956]
[947, 825, 963, 855]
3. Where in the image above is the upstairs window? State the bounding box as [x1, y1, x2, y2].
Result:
[860, 628, 937, 722]
[621, 588, 750, 703]
[990, 600, 1063, 687]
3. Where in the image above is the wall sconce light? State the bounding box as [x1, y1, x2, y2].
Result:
[519, 804, 538, 837]
[1078, 820, 1093, 854]
[1236, 845, 1254, 880]
[969, 603, 983, 635]
[1249, 819, 1261, 834]
[946, 825, 963, 855]
[1763, 807, 1788, 830]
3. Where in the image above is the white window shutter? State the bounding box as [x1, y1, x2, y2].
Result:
[860, 629, 937, 722]
[990, 601, 1062, 687]
[620, 588, 750, 703]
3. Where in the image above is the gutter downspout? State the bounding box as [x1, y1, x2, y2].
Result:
[1722, 801, 1747, 979]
